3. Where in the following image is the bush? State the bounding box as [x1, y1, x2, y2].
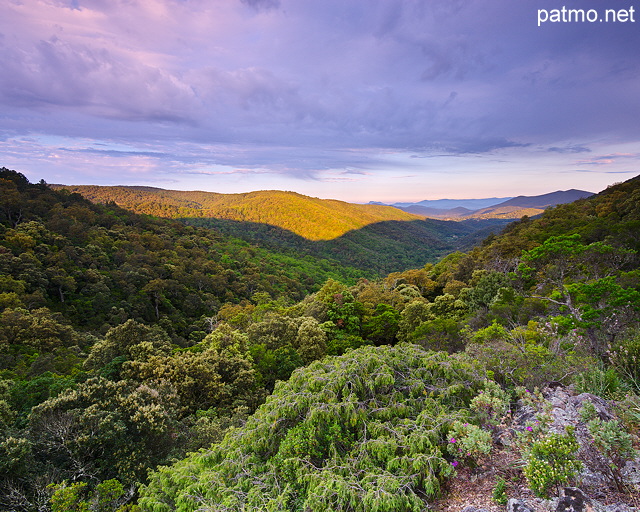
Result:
[580, 402, 637, 491]
[470, 380, 509, 428]
[573, 366, 623, 399]
[466, 339, 591, 389]
[523, 427, 582, 498]
[608, 329, 640, 392]
[140, 345, 488, 512]
[492, 476, 508, 505]
[446, 420, 492, 467]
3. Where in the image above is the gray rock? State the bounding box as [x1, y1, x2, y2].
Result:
[622, 455, 640, 486]
[555, 487, 590, 512]
[508, 499, 535, 512]
[461, 507, 491, 512]
[601, 505, 636, 512]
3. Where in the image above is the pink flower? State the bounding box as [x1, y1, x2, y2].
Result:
[449, 438, 456, 443]
[527, 426, 533, 431]
[451, 460, 459, 467]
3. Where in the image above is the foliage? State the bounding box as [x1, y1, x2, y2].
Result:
[29, 377, 182, 485]
[0, 169, 370, 341]
[140, 345, 487, 511]
[50, 186, 421, 242]
[523, 427, 582, 498]
[51, 184, 501, 274]
[48, 479, 133, 512]
[49, 481, 90, 512]
[573, 365, 623, 399]
[607, 328, 640, 392]
[469, 379, 510, 427]
[4, 170, 640, 508]
[492, 476, 508, 505]
[580, 402, 637, 491]
[446, 421, 492, 466]
[465, 333, 591, 389]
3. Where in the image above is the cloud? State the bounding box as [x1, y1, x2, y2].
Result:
[241, 0, 280, 11]
[1, 0, 640, 200]
[577, 153, 639, 166]
[432, 138, 531, 155]
[572, 169, 638, 175]
[0, 36, 198, 122]
[548, 145, 591, 154]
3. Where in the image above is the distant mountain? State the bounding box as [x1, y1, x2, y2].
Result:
[384, 189, 594, 220]
[51, 184, 512, 273]
[391, 197, 513, 210]
[469, 175, 640, 262]
[471, 189, 594, 218]
[398, 205, 473, 218]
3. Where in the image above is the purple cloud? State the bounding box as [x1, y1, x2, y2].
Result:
[0, 0, 639, 200]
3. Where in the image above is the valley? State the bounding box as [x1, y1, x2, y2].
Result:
[1, 168, 639, 511]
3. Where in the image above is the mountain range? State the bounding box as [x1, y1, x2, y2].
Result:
[51, 184, 513, 273]
[377, 189, 594, 220]
[49, 184, 596, 275]
[53, 185, 593, 237]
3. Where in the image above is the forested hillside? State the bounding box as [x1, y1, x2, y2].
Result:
[2, 169, 640, 511]
[49, 185, 422, 241]
[52, 184, 510, 273]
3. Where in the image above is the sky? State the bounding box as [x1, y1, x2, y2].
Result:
[1, 0, 640, 203]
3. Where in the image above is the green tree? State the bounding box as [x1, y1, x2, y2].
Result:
[84, 320, 172, 379]
[140, 345, 487, 512]
[362, 304, 400, 346]
[295, 317, 328, 363]
[29, 377, 181, 485]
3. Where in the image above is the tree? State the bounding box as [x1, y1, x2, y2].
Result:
[84, 320, 172, 379]
[29, 377, 181, 485]
[295, 317, 328, 363]
[140, 345, 488, 512]
[518, 235, 638, 353]
[123, 347, 264, 416]
[362, 304, 400, 346]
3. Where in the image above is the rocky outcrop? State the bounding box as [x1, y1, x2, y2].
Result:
[458, 385, 639, 512]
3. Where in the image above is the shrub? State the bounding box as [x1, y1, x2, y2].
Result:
[470, 380, 509, 428]
[492, 476, 508, 505]
[573, 366, 623, 399]
[607, 329, 640, 392]
[446, 420, 493, 467]
[523, 427, 582, 498]
[580, 401, 637, 491]
[140, 345, 488, 512]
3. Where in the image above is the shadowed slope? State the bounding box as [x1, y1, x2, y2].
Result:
[51, 185, 421, 241]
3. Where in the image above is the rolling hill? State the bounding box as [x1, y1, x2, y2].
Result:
[51, 185, 422, 241]
[50, 184, 513, 273]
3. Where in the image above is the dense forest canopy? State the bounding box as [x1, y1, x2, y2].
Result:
[1, 168, 640, 511]
[51, 183, 512, 274]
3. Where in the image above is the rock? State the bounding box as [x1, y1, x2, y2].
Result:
[567, 394, 613, 421]
[461, 507, 491, 512]
[601, 505, 636, 512]
[622, 455, 640, 486]
[508, 498, 535, 512]
[555, 487, 591, 512]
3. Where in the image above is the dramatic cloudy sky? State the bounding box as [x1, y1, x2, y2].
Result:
[1, 0, 639, 202]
